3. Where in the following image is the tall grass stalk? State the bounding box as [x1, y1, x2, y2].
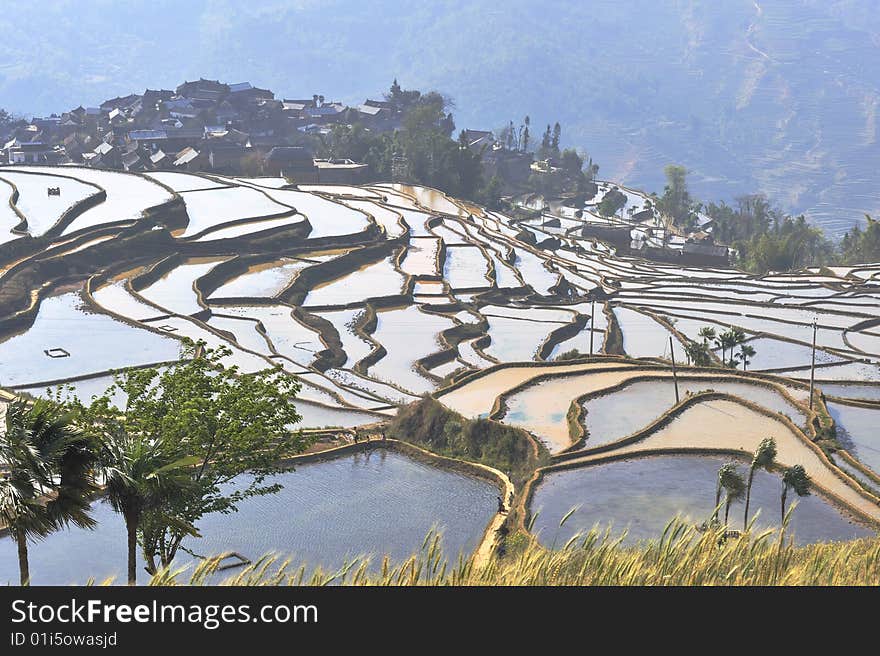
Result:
[132, 519, 880, 586]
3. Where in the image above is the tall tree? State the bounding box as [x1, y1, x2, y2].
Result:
[780, 465, 811, 524]
[0, 398, 96, 585]
[722, 466, 747, 526]
[72, 342, 310, 577]
[744, 437, 777, 530]
[96, 431, 196, 585]
[698, 326, 716, 347]
[658, 164, 693, 226]
[739, 343, 756, 371]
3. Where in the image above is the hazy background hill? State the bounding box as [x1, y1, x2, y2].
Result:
[2, 0, 880, 235]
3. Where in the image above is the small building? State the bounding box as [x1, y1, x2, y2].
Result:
[6, 142, 64, 165]
[172, 147, 200, 171]
[314, 158, 370, 184]
[121, 150, 144, 171]
[229, 83, 274, 105]
[681, 241, 730, 266]
[263, 146, 318, 181]
[175, 78, 229, 103]
[461, 129, 495, 152]
[206, 142, 251, 172]
[356, 104, 389, 123]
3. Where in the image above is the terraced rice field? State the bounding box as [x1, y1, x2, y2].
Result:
[1, 169, 879, 561]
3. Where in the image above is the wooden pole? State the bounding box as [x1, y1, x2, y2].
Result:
[809, 319, 817, 410]
[589, 300, 595, 355]
[670, 336, 680, 404]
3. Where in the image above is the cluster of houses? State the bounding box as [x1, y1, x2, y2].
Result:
[0, 78, 411, 183]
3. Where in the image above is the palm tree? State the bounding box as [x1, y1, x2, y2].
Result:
[722, 468, 747, 526]
[714, 330, 733, 365]
[713, 462, 739, 523]
[97, 432, 196, 585]
[698, 326, 716, 347]
[744, 437, 777, 530]
[0, 398, 97, 585]
[781, 465, 811, 524]
[739, 343, 756, 371]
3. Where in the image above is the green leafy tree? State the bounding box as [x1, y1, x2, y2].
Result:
[744, 437, 777, 530]
[0, 398, 97, 585]
[73, 342, 310, 578]
[839, 215, 880, 264]
[781, 465, 811, 523]
[657, 164, 695, 226]
[598, 188, 627, 217]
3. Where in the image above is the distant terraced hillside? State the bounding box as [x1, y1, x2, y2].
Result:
[1, 165, 880, 569]
[3, 1, 880, 234]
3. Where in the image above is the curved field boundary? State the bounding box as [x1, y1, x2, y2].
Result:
[7, 359, 187, 392]
[0, 175, 30, 234]
[487, 364, 662, 427]
[176, 183, 299, 242]
[527, 447, 880, 534]
[551, 370, 814, 455]
[276, 240, 404, 307]
[544, 392, 880, 520]
[276, 437, 513, 567]
[0, 168, 107, 238]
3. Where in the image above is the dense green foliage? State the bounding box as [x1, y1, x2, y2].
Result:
[652, 176, 832, 273]
[318, 82, 498, 206]
[387, 396, 544, 486]
[657, 164, 698, 228]
[65, 341, 310, 582]
[597, 188, 627, 217]
[839, 216, 880, 264]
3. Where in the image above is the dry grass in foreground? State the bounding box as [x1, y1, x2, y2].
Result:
[139, 517, 880, 586]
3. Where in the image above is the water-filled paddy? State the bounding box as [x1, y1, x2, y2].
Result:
[343, 199, 407, 237]
[218, 305, 324, 368]
[0, 450, 497, 585]
[138, 257, 228, 315]
[296, 400, 385, 428]
[209, 254, 341, 299]
[819, 382, 880, 401]
[827, 401, 880, 475]
[303, 256, 406, 307]
[531, 455, 873, 547]
[0, 170, 99, 236]
[91, 280, 165, 321]
[714, 337, 843, 371]
[192, 213, 305, 242]
[514, 249, 558, 294]
[443, 246, 491, 289]
[262, 188, 371, 238]
[314, 308, 373, 368]
[400, 237, 440, 277]
[206, 315, 273, 354]
[483, 315, 561, 362]
[145, 171, 226, 192]
[16, 166, 173, 236]
[178, 187, 291, 238]
[614, 306, 685, 360]
[580, 378, 808, 449]
[0, 291, 181, 386]
[367, 306, 454, 394]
